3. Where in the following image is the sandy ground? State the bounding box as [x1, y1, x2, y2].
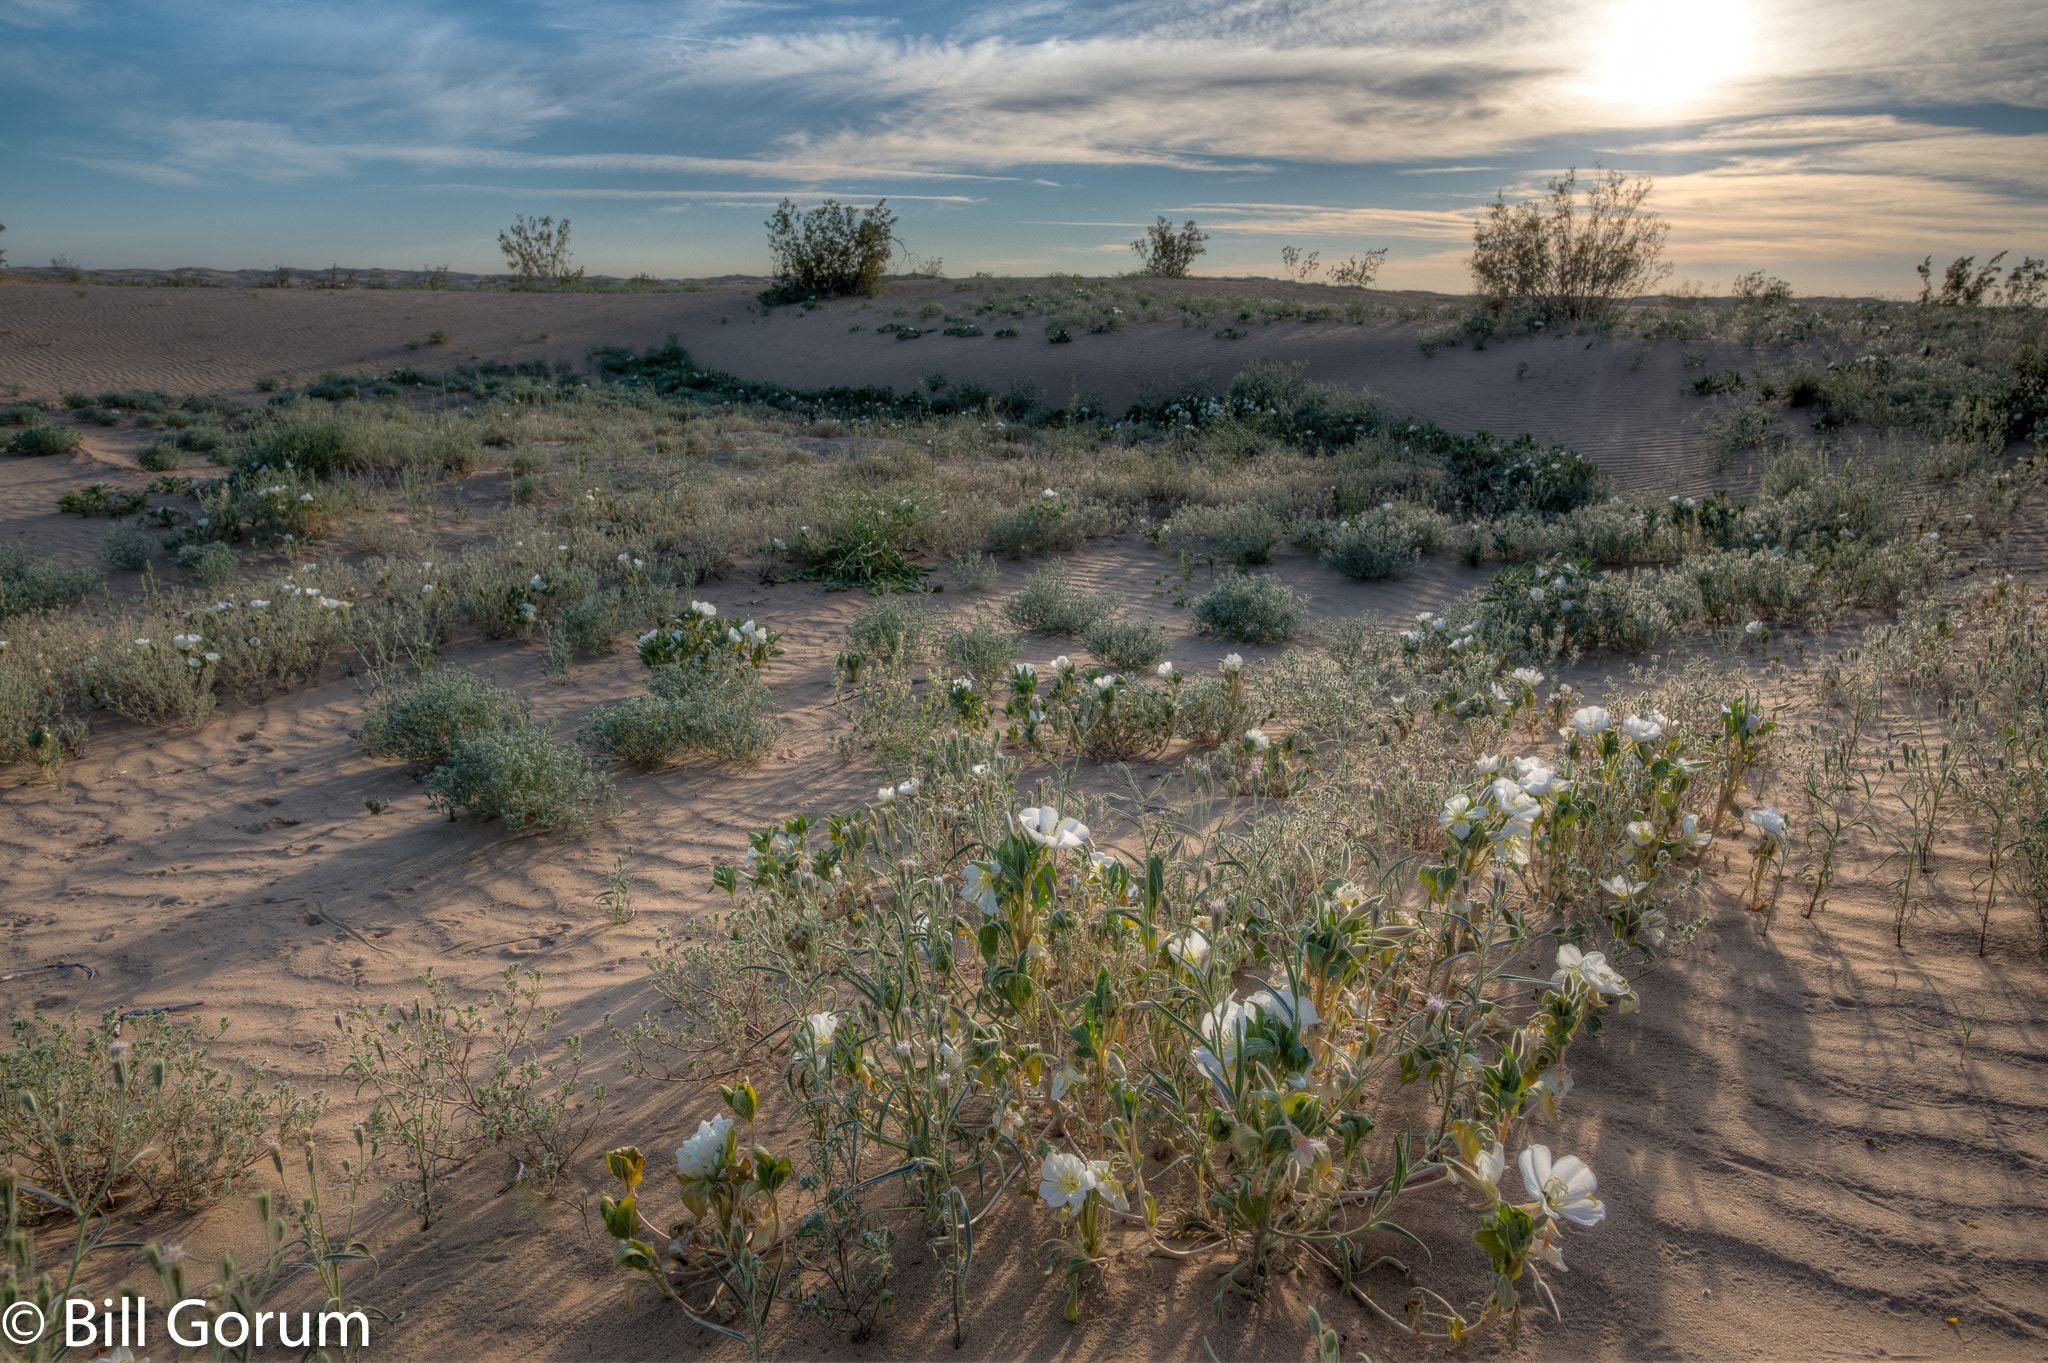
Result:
[0, 278, 1754, 497]
[1, 286, 2044, 1361]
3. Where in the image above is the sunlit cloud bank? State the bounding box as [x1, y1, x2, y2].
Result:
[0, 0, 2041, 289]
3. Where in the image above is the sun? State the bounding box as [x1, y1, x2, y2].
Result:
[1593, 0, 1747, 106]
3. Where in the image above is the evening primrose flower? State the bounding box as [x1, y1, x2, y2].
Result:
[1622, 713, 1665, 743]
[1570, 706, 1612, 735]
[1518, 1145, 1605, 1227]
[1245, 728, 1271, 753]
[1746, 806, 1788, 841]
[1037, 1152, 1091, 1215]
[1474, 754, 1502, 774]
[1165, 927, 1210, 970]
[1156, 661, 1174, 678]
[1679, 812, 1713, 848]
[1552, 943, 1630, 996]
[896, 778, 920, 797]
[1052, 655, 1072, 671]
[1221, 653, 1243, 674]
[1627, 820, 1657, 848]
[1085, 1160, 1128, 1211]
[1247, 987, 1319, 1031]
[1525, 1067, 1574, 1121]
[1461, 1141, 1506, 1193]
[1514, 759, 1569, 798]
[1600, 874, 1651, 902]
[876, 785, 897, 805]
[795, 1012, 839, 1074]
[1439, 794, 1476, 840]
[675, 1117, 732, 1181]
[1511, 667, 1545, 689]
[1016, 806, 1089, 849]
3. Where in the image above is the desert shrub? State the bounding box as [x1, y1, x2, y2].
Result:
[1490, 501, 1673, 566]
[1003, 561, 1116, 636]
[102, 525, 151, 571]
[423, 722, 614, 831]
[137, 440, 184, 471]
[948, 551, 999, 591]
[356, 668, 531, 778]
[176, 425, 224, 454]
[1320, 504, 1449, 580]
[174, 541, 239, 590]
[0, 402, 45, 426]
[1674, 549, 1822, 625]
[0, 544, 101, 619]
[791, 497, 931, 594]
[0, 1008, 326, 1216]
[1470, 167, 1671, 323]
[1446, 433, 1610, 517]
[1158, 502, 1282, 566]
[1130, 217, 1209, 278]
[8, 425, 82, 456]
[1083, 616, 1170, 668]
[940, 616, 1019, 688]
[1190, 571, 1307, 645]
[1472, 557, 1675, 657]
[498, 214, 579, 287]
[847, 597, 936, 664]
[584, 658, 777, 769]
[985, 493, 1115, 558]
[763, 198, 896, 301]
[1819, 537, 1950, 612]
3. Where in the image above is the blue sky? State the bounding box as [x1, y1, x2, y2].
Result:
[2, 0, 2043, 294]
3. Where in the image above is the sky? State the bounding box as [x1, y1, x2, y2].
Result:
[2, 0, 2044, 295]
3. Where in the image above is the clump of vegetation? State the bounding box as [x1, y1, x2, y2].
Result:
[789, 499, 931, 594]
[0, 1008, 326, 1215]
[0, 543, 101, 619]
[584, 656, 778, 770]
[1320, 504, 1450, 580]
[1003, 561, 1116, 636]
[8, 425, 82, 456]
[421, 721, 614, 831]
[763, 198, 897, 302]
[355, 668, 533, 778]
[1083, 616, 1170, 668]
[1130, 217, 1209, 278]
[1470, 168, 1670, 323]
[499, 214, 581, 288]
[1191, 571, 1308, 645]
[101, 525, 151, 571]
[173, 541, 240, 590]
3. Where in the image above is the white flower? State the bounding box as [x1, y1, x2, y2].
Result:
[1525, 1067, 1574, 1122]
[1600, 873, 1650, 901]
[1015, 806, 1089, 849]
[1245, 728, 1271, 753]
[795, 1012, 839, 1073]
[691, 600, 717, 618]
[1516, 760, 1570, 798]
[1156, 661, 1174, 678]
[530, 575, 545, 588]
[1085, 1160, 1128, 1211]
[1622, 714, 1664, 743]
[1626, 820, 1658, 848]
[1013, 662, 1037, 680]
[1529, 586, 1547, 603]
[1679, 812, 1712, 848]
[1552, 943, 1629, 996]
[960, 861, 1000, 917]
[1037, 1152, 1091, 1214]
[1746, 806, 1788, 840]
[675, 1117, 733, 1181]
[970, 762, 990, 777]
[1221, 653, 1243, 673]
[422, 583, 437, 595]
[1052, 654, 1072, 671]
[876, 785, 897, 805]
[618, 552, 631, 563]
[1474, 754, 1502, 774]
[1511, 667, 1545, 688]
[1166, 928, 1209, 970]
[1040, 487, 1058, 501]
[1463, 1141, 1506, 1192]
[1438, 794, 1475, 839]
[1519, 1145, 1605, 1227]
[250, 600, 269, 608]
[1333, 882, 1368, 910]
[1247, 987, 1319, 1032]
[1570, 706, 1612, 736]
[1745, 620, 1764, 636]
[1093, 674, 1116, 691]
[895, 778, 920, 797]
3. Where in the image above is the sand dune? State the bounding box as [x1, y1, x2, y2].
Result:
[2, 284, 2043, 1361]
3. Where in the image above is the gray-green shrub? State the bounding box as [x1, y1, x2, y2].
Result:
[583, 659, 778, 769]
[1190, 572, 1307, 645]
[422, 723, 615, 832]
[355, 668, 531, 778]
[174, 541, 240, 590]
[1084, 616, 1170, 668]
[1160, 502, 1283, 566]
[940, 615, 1019, 687]
[1002, 561, 1116, 636]
[0, 545, 102, 619]
[7, 425, 82, 456]
[1321, 504, 1449, 580]
[102, 525, 151, 571]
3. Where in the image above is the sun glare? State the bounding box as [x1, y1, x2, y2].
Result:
[1594, 0, 1746, 106]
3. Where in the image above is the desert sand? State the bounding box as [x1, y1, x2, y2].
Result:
[1, 279, 2043, 1361]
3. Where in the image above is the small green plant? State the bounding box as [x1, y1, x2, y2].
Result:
[1190, 571, 1308, 645]
[789, 499, 931, 594]
[57, 481, 147, 517]
[355, 668, 532, 778]
[136, 439, 184, 471]
[9, 425, 83, 455]
[1003, 560, 1115, 636]
[1083, 616, 1170, 668]
[940, 615, 1021, 688]
[101, 524, 151, 571]
[0, 542, 102, 619]
[599, 849, 637, 924]
[174, 540, 240, 590]
[421, 721, 617, 832]
[1321, 504, 1449, 581]
[948, 551, 999, 591]
[846, 597, 935, 664]
[584, 657, 779, 769]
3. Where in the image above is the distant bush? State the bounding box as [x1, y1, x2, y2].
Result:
[102, 525, 151, 571]
[356, 669, 531, 779]
[1321, 504, 1449, 580]
[1131, 217, 1209, 278]
[8, 425, 81, 456]
[498, 214, 581, 288]
[1084, 616, 1171, 668]
[584, 657, 777, 770]
[1190, 572, 1308, 645]
[1470, 168, 1671, 323]
[136, 440, 184, 471]
[763, 198, 897, 301]
[847, 597, 935, 664]
[173, 541, 239, 590]
[948, 552, 999, 591]
[1159, 502, 1281, 566]
[941, 616, 1020, 688]
[423, 723, 615, 832]
[985, 494, 1114, 558]
[1003, 561, 1116, 636]
[0, 543, 101, 619]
